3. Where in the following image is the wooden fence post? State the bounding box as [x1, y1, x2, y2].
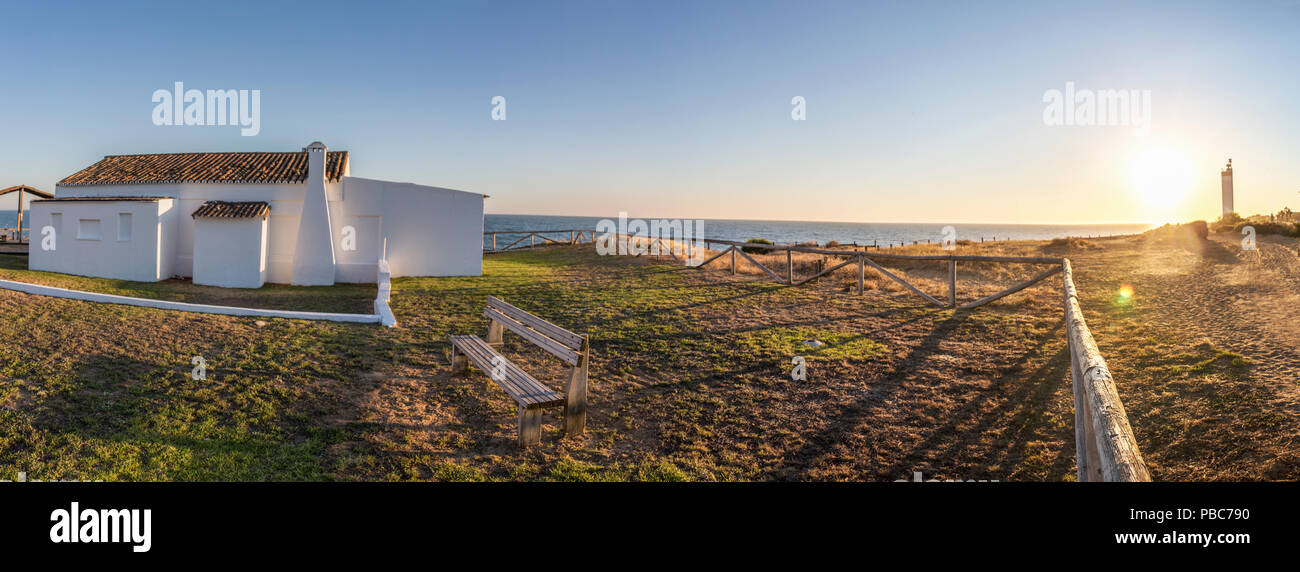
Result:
[786, 248, 793, 284]
[857, 255, 864, 294]
[730, 247, 736, 275]
[948, 258, 957, 308]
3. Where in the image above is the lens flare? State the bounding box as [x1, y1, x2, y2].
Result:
[1117, 284, 1135, 305]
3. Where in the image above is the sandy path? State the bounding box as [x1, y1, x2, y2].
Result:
[1128, 233, 1300, 410]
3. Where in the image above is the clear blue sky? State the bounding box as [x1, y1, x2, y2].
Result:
[1, 0, 1297, 223]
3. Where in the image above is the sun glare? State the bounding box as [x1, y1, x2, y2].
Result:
[1130, 147, 1194, 212]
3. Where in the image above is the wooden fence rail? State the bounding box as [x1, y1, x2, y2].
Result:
[1062, 260, 1151, 482]
[483, 229, 595, 253]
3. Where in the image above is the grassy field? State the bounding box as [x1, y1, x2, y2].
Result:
[1, 230, 1297, 482]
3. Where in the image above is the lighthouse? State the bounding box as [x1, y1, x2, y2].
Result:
[1221, 159, 1234, 216]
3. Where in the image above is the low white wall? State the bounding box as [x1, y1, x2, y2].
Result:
[193, 217, 268, 288]
[0, 279, 380, 323]
[27, 199, 170, 282]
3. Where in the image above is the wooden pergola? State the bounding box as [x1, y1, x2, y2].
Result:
[0, 185, 54, 243]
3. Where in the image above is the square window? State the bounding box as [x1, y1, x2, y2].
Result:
[77, 219, 101, 240]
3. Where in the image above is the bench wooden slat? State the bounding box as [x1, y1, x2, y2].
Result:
[450, 335, 565, 408]
[451, 335, 534, 402]
[483, 306, 582, 366]
[486, 296, 584, 350]
[454, 337, 562, 407]
[452, 336, 565, 408]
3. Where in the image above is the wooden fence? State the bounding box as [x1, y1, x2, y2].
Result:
[639, 235, 1153, 481]
[0, 227, 29, 243]
[676, 237, 1065, 310]
[484, 229, 595, 253]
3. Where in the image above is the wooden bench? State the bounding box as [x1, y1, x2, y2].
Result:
[449, 296, 589, 447]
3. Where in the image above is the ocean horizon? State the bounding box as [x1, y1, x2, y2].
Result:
[485, 213, 1152, 248]
[0, 210, 1154, 247]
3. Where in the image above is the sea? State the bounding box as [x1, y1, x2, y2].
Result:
[484, 214, 1151, 248]
[0, 210, 34, 239]
[0, 210, 1152, 247]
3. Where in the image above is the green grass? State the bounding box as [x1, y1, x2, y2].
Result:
[736, 326, 889, 361]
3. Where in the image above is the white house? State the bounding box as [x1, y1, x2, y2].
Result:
[28, 142, 485, 287]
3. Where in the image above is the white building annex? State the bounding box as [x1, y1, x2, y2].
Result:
[27, 142, 485, 288]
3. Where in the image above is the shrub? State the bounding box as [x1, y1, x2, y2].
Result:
[1186, 220, 1209, 241]
[1045, 237, 1096, 251]
[742, 237, 775, 254]
[1235, 221, 1299, 237]
[826, 240, 840, 248]
[1212, 212, 1243, 232]
[1217, 212, 1244, 226]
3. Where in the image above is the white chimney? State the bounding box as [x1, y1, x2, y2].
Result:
[290, 141, 337, 285]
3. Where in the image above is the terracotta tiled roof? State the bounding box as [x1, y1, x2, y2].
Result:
[58, 151, 348, 187]
[34, 196, 167, 202]
[191, 201, 271, 219]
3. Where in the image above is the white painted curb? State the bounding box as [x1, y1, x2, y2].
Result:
[0, 279, 383, 324]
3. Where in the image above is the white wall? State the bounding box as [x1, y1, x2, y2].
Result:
[27, 199, 170, 282]
[338, 176, 484, 278]
[193, 217, 267, 288]
[55, 181, 320, 283]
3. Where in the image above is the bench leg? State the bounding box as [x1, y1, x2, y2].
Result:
[451, 345, 468, 373]
[486, 320, 504, 348]
[564, 338, 589, 437]
[518, 407, 542, 447]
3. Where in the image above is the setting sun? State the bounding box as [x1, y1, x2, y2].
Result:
[1130, 147, 1195, 212]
